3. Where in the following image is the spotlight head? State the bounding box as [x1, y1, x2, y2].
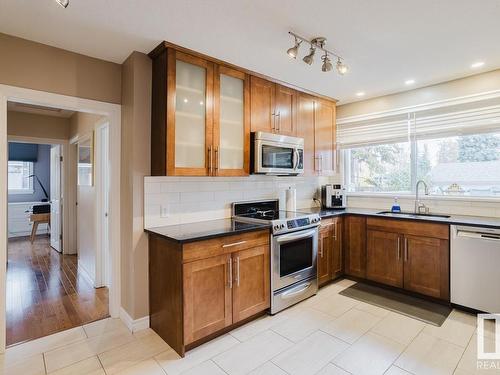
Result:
[321, 53, 333, 72]
[287, 37, 301, 59]
[55, 0, 69, 8]
[302, 47, 316, 65]
[336, 58, 348, 75]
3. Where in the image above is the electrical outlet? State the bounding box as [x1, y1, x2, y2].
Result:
[160, 205, 169, 218]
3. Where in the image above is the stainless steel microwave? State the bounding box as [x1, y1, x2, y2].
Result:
[252, 132, 304, 175]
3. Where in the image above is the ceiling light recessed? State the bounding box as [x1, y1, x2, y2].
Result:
[471, 61, 485, 69]
[405, 79, 416, 85]
[356, 92, 365, 97]
[55, 0, 69, 8]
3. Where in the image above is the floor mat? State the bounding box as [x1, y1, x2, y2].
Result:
[339, 282, 452, 326]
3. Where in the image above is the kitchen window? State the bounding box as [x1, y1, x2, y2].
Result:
[8, 161, 34, 194]
[339, 97, 500, 197]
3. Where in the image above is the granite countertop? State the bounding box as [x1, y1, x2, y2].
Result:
[299, 207, 500, 229]
[145, 218, 270, 243]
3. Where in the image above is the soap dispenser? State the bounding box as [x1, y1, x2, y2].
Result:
[391, 197, 401, 213]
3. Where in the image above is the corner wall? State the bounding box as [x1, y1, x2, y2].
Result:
[120, 52, 152, 320]
[0, 33, 122, 104]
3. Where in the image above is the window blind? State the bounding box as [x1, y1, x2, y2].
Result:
[337, 96, 500, 148]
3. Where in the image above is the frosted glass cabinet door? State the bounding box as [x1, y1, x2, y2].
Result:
[175, 59, 206, 168]
[168, 51, 213, 175]
[214, 66, 249, 176]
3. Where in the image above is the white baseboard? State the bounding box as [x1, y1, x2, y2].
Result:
[119, 307, 150, 333]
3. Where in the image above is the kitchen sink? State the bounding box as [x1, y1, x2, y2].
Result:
[376, 211, 451, 219]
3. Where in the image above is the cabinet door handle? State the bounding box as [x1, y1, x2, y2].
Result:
[271, 112, 276, 131]
[214, 147, 219, 175]
[334, 223, 338, 240]
[404, 237, 408, 262]
[222, 240, 247, 248]
[227, 258, 233, 289]
[235, 257, 240, 287]
[397, 236, 401, 260]
[208, 146, 213, 175]
[277, 111, 281, 132]
[319, 244, 324, 258]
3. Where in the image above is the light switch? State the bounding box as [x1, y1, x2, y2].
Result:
[160, 205, 169, 218]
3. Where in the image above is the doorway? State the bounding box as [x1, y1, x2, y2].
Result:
[3, 99, 116, 347]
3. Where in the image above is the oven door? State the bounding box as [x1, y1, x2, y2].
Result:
[272, 228, 318, 291]
[255, 139, 302, 175]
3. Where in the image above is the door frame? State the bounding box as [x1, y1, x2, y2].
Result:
[95, 120, 110, 288]
[0, 84, 121, 353]
[7, 136, 69, 253]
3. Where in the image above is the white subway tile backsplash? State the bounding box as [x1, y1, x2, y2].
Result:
[144, 175, 327, 228]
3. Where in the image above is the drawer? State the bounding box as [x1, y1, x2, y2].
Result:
[182, 230, 270, 262]
[367, 217, 449, 240]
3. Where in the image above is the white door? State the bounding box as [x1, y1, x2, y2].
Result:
[100, 124, 110, 286]
[50, 145, 62, 252]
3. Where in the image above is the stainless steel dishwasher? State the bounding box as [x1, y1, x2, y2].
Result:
[451, 225, 500, 313]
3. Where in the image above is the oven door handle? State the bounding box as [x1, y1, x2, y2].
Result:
[275, 229, 317, 244]
[281, 281, 312, 299]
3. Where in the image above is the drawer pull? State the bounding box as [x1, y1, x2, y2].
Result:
[222, 240, 247, 248]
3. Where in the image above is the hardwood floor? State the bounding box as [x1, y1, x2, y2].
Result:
[6, 235, 109, 347]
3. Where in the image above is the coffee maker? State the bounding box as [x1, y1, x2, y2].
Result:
[321, 184, 346, 209]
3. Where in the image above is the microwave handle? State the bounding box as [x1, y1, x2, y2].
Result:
[293, 149, 299, 170]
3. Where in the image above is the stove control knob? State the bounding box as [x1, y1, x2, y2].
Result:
[281, 224, 285, 229]
[274, 224, 280, 231]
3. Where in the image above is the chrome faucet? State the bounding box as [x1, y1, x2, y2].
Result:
[415, 180, 430, 214]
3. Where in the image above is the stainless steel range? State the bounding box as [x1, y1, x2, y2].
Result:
[233, 199, 320, 314]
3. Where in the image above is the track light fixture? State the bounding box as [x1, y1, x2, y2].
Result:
[287, 37, 301, 59]
[55, 0, 69, 8]
[302, 47, 316, 65]
[321, 53, 333, 72]
[287, 31, 348, 75]
[336, 57, 348, 75]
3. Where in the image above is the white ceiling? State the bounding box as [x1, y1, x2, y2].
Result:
[1, 0, 499, 104]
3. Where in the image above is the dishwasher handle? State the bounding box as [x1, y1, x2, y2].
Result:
[456, 230, 500, 241]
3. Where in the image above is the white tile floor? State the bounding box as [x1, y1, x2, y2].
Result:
[1, 278, 497, 375]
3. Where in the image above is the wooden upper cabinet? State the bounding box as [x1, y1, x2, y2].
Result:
[297, 94, 337, 176]
[213, 66, 250, 176]
[314, 99, 336, 176]
[297, 94, 316, 176]
[344, 216, 367, 278]
[167, 50, 214, 176]
[183, 253, 232, 345]
[366, 230, 403, 288]
[250, 77, 297, 136]
[232, 244, 270, 323]
[274, 85, 297, 136]
[151, 47, 249, 176]
[250, 76, 275, 133]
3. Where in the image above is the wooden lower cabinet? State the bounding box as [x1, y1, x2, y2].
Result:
[318, 218, 342, 286]
[366, 230, 403, 288]
[404, 235, 449, 300]
[183, 254, 232, 344]
[344, 216, 366, 278]
[232, 245, 270, 323]
[365, 218, 450, 300]
[149, 229, 270, 357]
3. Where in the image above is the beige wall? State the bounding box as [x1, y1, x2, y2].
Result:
[0, 33, 122, 104]
[120, 52, 152, 319]
[69, 112, 103, 139]
[7, 110, 70, 139]
[338, 69, 500, 118]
